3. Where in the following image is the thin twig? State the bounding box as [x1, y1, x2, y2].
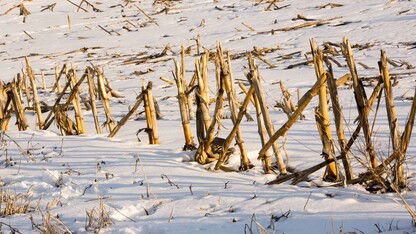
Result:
[134, 4, 159, 26]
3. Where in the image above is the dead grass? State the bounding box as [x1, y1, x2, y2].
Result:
[30, 210, 72, 234]
[0, 188, 38, 217]
[85, 199, 113, 233]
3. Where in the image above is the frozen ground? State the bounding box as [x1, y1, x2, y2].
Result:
[0, 0, 416, 233]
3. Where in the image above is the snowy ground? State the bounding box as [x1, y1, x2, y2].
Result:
[1, 0, 416, 233]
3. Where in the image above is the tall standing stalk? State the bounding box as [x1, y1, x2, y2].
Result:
[310, 39, 338, 181]
[326, 64, 353, 180]
[174, 61, 196, 150]
[10, 81, 29, 131]
[25, 57, 44, 130]
[341, 37, 377, 169]
[379, 50, 404, 187]
[217, 46, 251, 170]
[258, 73, 329, 159]
[144, 82, 159, 144]
[68, 68, 85, 134]
[87, 68, 101, 134]
[248, 54, 286, 174]
[96, 69, 115, 133]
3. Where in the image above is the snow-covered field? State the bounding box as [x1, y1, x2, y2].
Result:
[1, 0, 416, 233]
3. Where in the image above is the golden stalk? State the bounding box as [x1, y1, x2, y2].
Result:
[310, 39, 338, 181]
[215, 85, 255, 170]
[380, 50, 404, 187]
[341, 37, 377, 168]
[258, 72, 328, 159]
[252, 90, 273, 174]
[67, 15, 72, 32]
[219, 47, 251, 170]
[96, 69, 115, 132]
[108, 93, 144, 138]
[25, 57, 44, 129]
[327, 69, 353, 180]
[174, 61, 196, 150]
[68, 68, 86, 134]
[145, 82, 159, 144]
[87, 68, 101, 134]
[10, 81, 29, 131]
[249, 55, 286, 174]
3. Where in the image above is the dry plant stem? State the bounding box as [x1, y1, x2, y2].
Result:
[201, 53, 210, 104]
[196, 84, 225, 164]
[254, 54, 276, 68]
[108, 93, 144, 138]
[258, 16, 341, 34]
[342, 37, 377, 168]
[221, 48, 251, 170]
[174, 61, 196, 150]
[390, 183, 416, 225]
[2, 110, 11, 131]
[60, 70, 88, 134]
[214, 57, 225, 128]
[146, 82, 159, 144]
[67, 15, 72, 32]
[195, 89, 211, 141]
[278, 17, 341, 32]
[266, 0, 279, 10]
[195, 57, 211, 132]
[279, 81, 296, 112]
[67, 0, 87, 12]
[52, 65, 66, 93]
[227, 51, 254, 122]
[227, 52, 252, 166]
[379, 50, 404, 187]
[25, 57, 44, 129]
[68, 69, 86, 134]
[9, 81, 29, 131]
[270, 99, 387, 186]
[96, 70, 115, 132]
[43, 76, 76, 130]
[242, 22, 256, 32]
[327, 70, 353, 180]
[267, 154, 344, 185]
[297, 87, 305, 120]
[159, 77, 175, 85]
[41, 72, 46, 90]
[16, 74, 23, 99]
[215, 85, 255, 170]
[250, 61, 286, 174]
[215, 56, 221, 95]
[196, 34, 201, 55]
[238, 81, 255, 105]
[349, 109, 416, 185]
[21, 72, 32, 108]
[258, 72, 328, 159]
[134, 4, 159, 26]
[23, 31, 33, 39]
[181, 46, 195, 120]
[0, 82, 9, 130]
[87, 69, 101, 134]
[142, 82, 154, 144]
[310, 39, 338, 180]
[346, 90, 414, 186]
[401, 89, 416, 159]
[314, 110, 339, 181]
[53, 65, 62, 93]
[335, 73, 351, 87]
[252, 93, 273, 173]
[204, 87, 224, 151]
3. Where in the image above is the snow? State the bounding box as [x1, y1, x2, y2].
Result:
[0, 0, 416, 233]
